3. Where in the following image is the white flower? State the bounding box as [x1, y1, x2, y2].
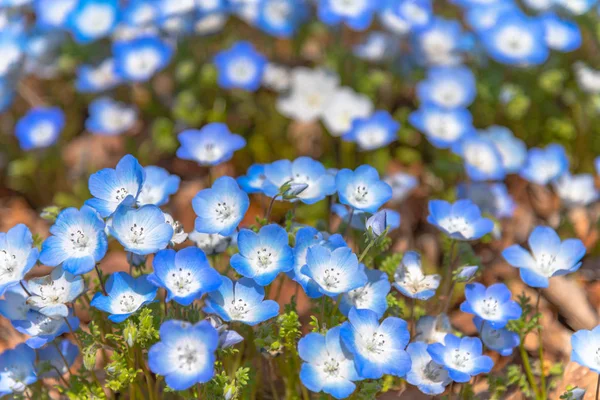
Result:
[321, 87, 373, 137]
[163, 213, 188, 245]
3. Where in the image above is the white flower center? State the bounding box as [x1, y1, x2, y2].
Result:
[117, 292, 144, 313]
[321, 267, 342, 290]
[447, 348, 473, 370]
[0, 250, 18, 279]
[199, 142, 224, 163]
[31, 121, 56, 147]
[254, 247, 274, 269]
[364, 331, 386, 355]
[476, 296, 499, 318]
[323, 356, 341, 377]
[422, 361, 446, 382]
[353, 185, 370, 204]
[128, 223, 146, 244]
[166, 267, 197, 295]
[214, 201, 234, 223]
[496, 26, 534, 58]
[534, 252, 558, 275]
[227, 57, 257, 84]
[37, 280, 67, 305]
[228, 297, 250, 320]
[175, 342, 203, 371]
[439, 216, 473, 238]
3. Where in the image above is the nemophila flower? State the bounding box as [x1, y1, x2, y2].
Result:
[502, 226, 586, 288]
[455, 136, 505, 181]
[85, 154, 145, 218]
[34, 0, 77, 29]
[0, 343, 36, 397]
[340, 268, 390, 318]
[366, 210, 390, 237]
[302, 246, 367, 298]
[317, 0, 378, 31]
[414, 315, 451, 343]
[213, 41, 267, 91]
[459, 283, 521, 329]
[91, 272, 157, 323]
[0, 224, 38, 296]
[276, 67, 339, 122]
[237, 164, 266, 194]
[262, 157, 336, 204]
[554, 0, 595, 15]
[473, 316, 519, 356]
[571, 326, 600, 373]
[417, 66, 476, 109]
[479, 125, 527, 173]
[36, 339, 78, 378]
[412, 17, 466, 66]
[393, 251, 440, 300]
[427, 199, 494, 241]
[231, 224, 293, 286]
[353, 31, 399, 62]
[75, 58, 121, 93]
[520, 144, 569, 185]
[406, 342, 451, 396]
[148, 320, 218, 390]
[14, 309, 80, 349]
[39, 206, 107, 275]
[113, 36, 173, 82]
[262, 63, 291, 92]
[554, 174, 599, 208]
[109, 205, 173, 255]
[342, 110, 399, 151]
[149, 247, 221, 306]
[15, 106, 65, 151]
[465, 3, 519, 33]
[480, 12, 549, 66]
[137, 166, 180, 206]
[456, 266, 479, 282]
[177, 123, 246, 166]
[384, 172, 418, 203]
[336, 165, 392, 213]
[331, 205, 400, 233]
[66, 0, 118, 43]
[428, 334, 493, 382]
[86, 97, 137, 136]
[255, 0, 309, 38]
[298, 325, 360, 399]
[290, 227, 346, 298]
[192, 176, 249, 236]
[163, 213, 187, 246]
[340, 308, 411, 379]
[189, 231, 233, 256]
[206, 315, 244, 349]
[409, 106, 473, 149]
[457, 182, 516, 220]
[26, 266, 84, 318]
[322, 87, 373, 137]
[574, 62, 600, 94]
[204, 276, 279, 326]
[540, 13, 581, 52]
[379, 0, 433, 34]
[0, 285, 30, 322]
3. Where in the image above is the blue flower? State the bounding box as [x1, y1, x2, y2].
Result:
[255, 0, 309, 37]
[540, 13, 581, 52]
[113, 36, 173, 82]
[137, 166, 180, 206]
[148, 247, 222, 306]
[40, 205, 107, 275]
[366, 210, 390, 237]
[384, 172, 418, 203]
[427, 334, 493, 382]
[177, 123, 246, 166]
[26, 266, 85, 318]
[66, 0, 119, 43]
[417, 66, 476, 109]
[36, 339, 79, 378]
[379, 0, 433, 34]
[479, 125, 527, 174]
[231, 224, 293, 286]
[353, 31, 399, 62]
[0, 285, 30, 322]
[91, 272, 157, 323]
[553, 173, 599, 208]
[554, 0, 595, 15]
[332, 205, 400, 232]
[14, 309, 80, 349]
[148, 320, 218, 390]
[189, 231, 234, 256]
[414, 315, 452, 344]
[393, 251, 441, 300]
[340, 308, 411, 379]
[34, 0, 77, 30]
[473, 316, 520, 357]
[412, 17, 468, 65]
[121, 0, 159, 26]
[298, 325, 360, 399]
[571, 326, 600, 373]
[207, 315, 244, 349]
[318, 0, 379, 31]
[457, 182, 516, 219]
[502, 226, 586, 288]
[213, 41, 267, 91]
[0, 343, 37, 397]
[237, 164, 267, 194]
[263, 157, 336, 204]
[465, 3, 519, 33]
[15, 106, 65, 150]
[336, 165, 392, 213]
[86, 97, 137, 136]
[409, 106, 474, 149]
[480, 12, 548, 66]
[204, 276, 279, 326]
[459, 283, 521, 329]
[109, 205, 173, 255]
[406, 342, 451, 395]
[192, 176, 250, 236]
[340, 268, 390, 318]
[0, 224, 39, 296]
[85, 154, 145, 218]
[342, 110, 400, 151]
[427, 199, 494, 241]
[302, 246, 367, 298]
[454, 136, 506, 181]
[75, 58, 121, 93]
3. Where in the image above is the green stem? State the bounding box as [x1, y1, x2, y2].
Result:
[94, 264, 107, 295]
[535, 290, 547, 400]
[265, 196, 277, 221]
[357, 239, 375, 263]
[518, 336, 540, 399]
[52, 341, 74, 377]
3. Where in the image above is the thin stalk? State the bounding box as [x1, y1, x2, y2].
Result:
[265, 196, 277, 221]
[52, 341, 74, 377]
[20, 281, 31, 296]
[343, 208, 355, 240]
[267, 359, 280, 400]
[94, 264, 107, 295]
[52, 366, 70, 386]
[320, 297, 326, 328]
[518, 336, 540, 399]
[357, 239, 375, 263]
[535, 290, 547, 399]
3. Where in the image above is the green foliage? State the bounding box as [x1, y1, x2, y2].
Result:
[203, 363, 251, 400]
[507, 365, 535, 399]
[105, 350, 141, 392]
[379, 252, 403, 279]
[278, 301, 302, 352]
[507, 293, 541, 336]
[354, 380, 382, 400]
[385, 293, 405, 319]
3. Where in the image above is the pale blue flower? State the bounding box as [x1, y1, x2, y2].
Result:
[214, 41, 267, 91]
[409, 106, 474, 149]
[339, 268, 390, 318]
[460, 283, 522, 329]
[113, 36, 173, 82]
[177, 123, 246, 166]
[36, 339, 79, 378]
[26, 266, 85, 318]
[0, 343, 37, 397]
[571, 325, 600, 373]
[520, 144, 569, 185]
[109, 205, 173, 255]
[86, 97, 137, 136]
[393, 251, 441, 300]
[417, 66, 476, 109]
[137, 166, 180, 207]
[0, 224, 39, 296]
[14, 309, 80, 349]
[15, 107, 65, 150]
[427, 199, 494, 241]
[427, 334, 493, 382]
[66, 0, 118, 43]
[342, 110, 400, 151]
[336, 165, 392, 213]
[406, 342, 451, 395]
[473, 316, 519, 356]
